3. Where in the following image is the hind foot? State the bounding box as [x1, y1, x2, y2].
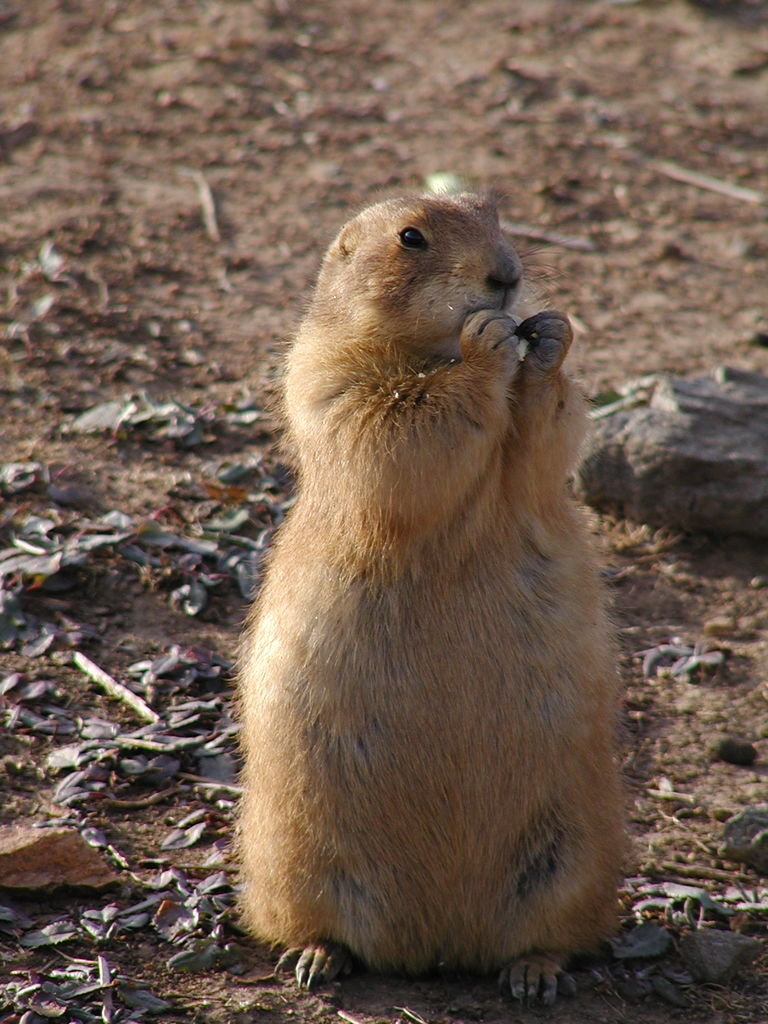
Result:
[276, 940, 353, 990]
[499, 953, 577, 1006]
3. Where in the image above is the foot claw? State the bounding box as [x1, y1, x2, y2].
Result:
[540, 970, 558, 1007]
[275, 947, 301, 973]
[557, 970, 577, 998]
[279, 941, 352, 991]
[499, 954, 573, 1006]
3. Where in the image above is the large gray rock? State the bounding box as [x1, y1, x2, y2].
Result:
[679, 929, 763, 984]
[576, 367, 768, 537]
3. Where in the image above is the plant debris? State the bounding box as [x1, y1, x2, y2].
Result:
[1, 642, 243, 1021]
[4, 955, 173, 1022]
[0, 473, 282, 653]
[638, 640, 726, 681]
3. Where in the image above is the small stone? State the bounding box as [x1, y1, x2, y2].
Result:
[720, 806, 768, 873]
[70, 400, 124, 433]
[614, 977, 651, 1002]
[0, 825, 120, 891]
[48, 483, 93, 509]
[739, 614, 761, 633]
[710, 736, 758, 767]
[679, 929, 762, 983]
[709, 805, 736, 823]
[749, 575, 767, 589]
[703, 616, 734, 638]
[650, 974, 689, 1008]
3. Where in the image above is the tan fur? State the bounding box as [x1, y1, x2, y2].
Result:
[237, 192, 623, 978]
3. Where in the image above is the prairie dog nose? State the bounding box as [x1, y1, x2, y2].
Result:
[487, 248, 522, 293]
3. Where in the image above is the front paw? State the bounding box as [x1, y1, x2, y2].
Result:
[515, 310, 573, 372]
[460, 310, 521, 356]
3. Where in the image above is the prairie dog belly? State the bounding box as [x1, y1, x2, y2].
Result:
[239, 546, 618, 972]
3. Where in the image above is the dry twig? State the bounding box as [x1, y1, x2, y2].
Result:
[502, 220, 597, 252]
[646, 788, 698, 806]
[395, 1009, 431, 1024]
[103, 787, 180, 810]
[73, 651, 159, 724]
[98, 955, 114, 1024]
[658, 862, 750, 884]
[647, 158, 765, 205]
[178, 772, 243, 795]
[182, 168, 222, 241]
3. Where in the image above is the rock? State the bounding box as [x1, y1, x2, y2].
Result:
[69, 400, 124, 433]
[650, 974, 689, 1008]
[710, 736, 758, 767]
[609, 920, 671, 960]
[679, 929, 762, 983]
[576, 367, 768, 538]
[48, 482, 94, 509]
[709, 804, 735, 823]
[702, 616, 735, 638]
[0, 826, 120, 891]
[614, 977, 651, 1002]
[720, 806, 768, 873]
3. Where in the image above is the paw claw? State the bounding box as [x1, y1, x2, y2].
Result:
[275, 947, 301, 973]
[541, 972, 558, 1006]
[280, 941, 352, 991]
[499, 954, 572, 1006]
[295, 946, 316, 988]
[557, 970, 578, 998]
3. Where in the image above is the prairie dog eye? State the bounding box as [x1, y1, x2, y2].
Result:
[399, 227, 428, 250]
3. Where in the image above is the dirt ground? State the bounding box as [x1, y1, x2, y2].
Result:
[2, 0, 768, 1021]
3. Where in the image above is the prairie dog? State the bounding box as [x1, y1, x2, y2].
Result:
[237, 192, 623, 1004]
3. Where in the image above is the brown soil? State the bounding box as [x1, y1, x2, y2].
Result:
[2, 1, 768, 1022]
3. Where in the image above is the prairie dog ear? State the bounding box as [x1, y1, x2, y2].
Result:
[336, 219, 362, 259]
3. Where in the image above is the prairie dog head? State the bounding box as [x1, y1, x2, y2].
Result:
[308, 192, 523, 360]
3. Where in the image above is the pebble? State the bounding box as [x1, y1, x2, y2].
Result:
[702, 616, 734, 638]
[710, 736, 758, 767]
[650, 974, 689, 1008]
[720, 806, 768, 873]
[614, 977, 650, 1003]
[709, 805, 735, 823]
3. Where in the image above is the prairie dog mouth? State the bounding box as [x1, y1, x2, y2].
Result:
[464, 290, 521, 317]
[501, 284, 522, 313]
